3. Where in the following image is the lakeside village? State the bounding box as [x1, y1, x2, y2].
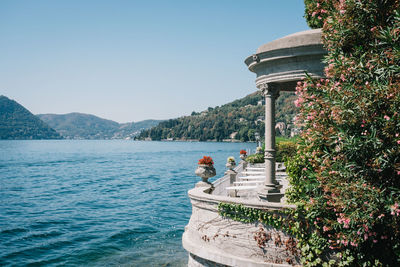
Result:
[182, 1, 400, 267]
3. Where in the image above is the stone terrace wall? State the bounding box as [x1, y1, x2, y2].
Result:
[182, 185, 300, 267]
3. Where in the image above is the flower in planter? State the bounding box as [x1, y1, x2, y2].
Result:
[196, 156, 216, 182]
[239, 150, 248, 160]
[256, 146, 263, 153]
[226, 156, 236, 170]
[227, 156, 236, 163]
[198, 156, 214, 166]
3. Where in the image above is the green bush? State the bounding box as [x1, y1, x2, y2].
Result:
[245, 139, 297, 163]
[285, 1, 400, 266]
[276, 140, 297, 162]
[246, 153, 264, 163]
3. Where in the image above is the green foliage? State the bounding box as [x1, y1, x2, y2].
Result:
[303, 0, 333, 29]
[245, 138, 297, 163]
[0, 96, 61, 140]
[218, 203, 331, 266]
[276, 140, 297, 162]
[288, 1, 400, 265]
[218, 203, 295, 233]
[246, 153, 264, 164]
[137, 91, 297, 141]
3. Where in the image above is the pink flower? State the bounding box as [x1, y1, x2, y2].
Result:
[340, 10, 345, 14]
[350, 241, 357, 247]
[384, 115, 390, 120]
[397, 140, 400, 144]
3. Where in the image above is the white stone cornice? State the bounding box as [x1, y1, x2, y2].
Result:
[245, 29, 326, 92]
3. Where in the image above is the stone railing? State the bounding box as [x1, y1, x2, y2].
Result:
[182, 162, 299, 267]
[211, 162, 244, 196]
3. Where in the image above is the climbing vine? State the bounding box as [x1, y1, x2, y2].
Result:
[218, 203, 335, 266]
[218, 203, 295, 233]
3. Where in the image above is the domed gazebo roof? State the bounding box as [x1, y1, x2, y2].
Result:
[256, 29, 322, 54]
[245, 29, 326, 91]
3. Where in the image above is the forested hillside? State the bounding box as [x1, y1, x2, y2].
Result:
[0, 96, 61, 140]
[38, 113, 161, 139]
[137, 91, 297, 141]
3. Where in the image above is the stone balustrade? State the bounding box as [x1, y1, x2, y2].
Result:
[182, 161, 298, 267]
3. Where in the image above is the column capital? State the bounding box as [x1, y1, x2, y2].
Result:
[264, 149, 276, 159]
[257, 83, 280, 98]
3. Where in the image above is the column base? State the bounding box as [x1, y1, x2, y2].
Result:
[257, 185, 284, 203]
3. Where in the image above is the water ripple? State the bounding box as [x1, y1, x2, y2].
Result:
[0, 140, 255, 266]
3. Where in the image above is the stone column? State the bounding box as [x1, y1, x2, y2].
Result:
[257, 83, 283, 202]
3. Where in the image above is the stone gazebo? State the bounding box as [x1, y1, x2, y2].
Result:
[245, 29, 326, 202]
[182, 29, 326, 267]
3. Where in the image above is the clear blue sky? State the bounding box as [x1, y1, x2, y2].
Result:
[0, 0, 309, 123]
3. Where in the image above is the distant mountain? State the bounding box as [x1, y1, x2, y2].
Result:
[37, 113, 161, 139]
[0, 95, 61, 140]
[113, 120, 165, 139]
[137, 91, 297, 142]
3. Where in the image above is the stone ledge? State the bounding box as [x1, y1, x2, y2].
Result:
[183, 218, 295, 267]
[188, 186, 296, 211]
[183, 184, 299, 267]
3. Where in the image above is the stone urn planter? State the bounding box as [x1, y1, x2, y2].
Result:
[195, 156, 216, 185]
[225, 162, 236, 170]
[195, 164, 216, 182]
[225, 156, 236, 170]
[239, 150, 247, 160]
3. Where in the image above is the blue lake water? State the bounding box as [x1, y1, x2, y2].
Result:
[0, 140, 256, 266]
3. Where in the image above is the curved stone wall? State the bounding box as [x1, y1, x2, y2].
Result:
[182, 185, 299, 267]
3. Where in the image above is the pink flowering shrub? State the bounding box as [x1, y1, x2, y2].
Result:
[286, 0, 400, 265]
[304, 0, 333, 28]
